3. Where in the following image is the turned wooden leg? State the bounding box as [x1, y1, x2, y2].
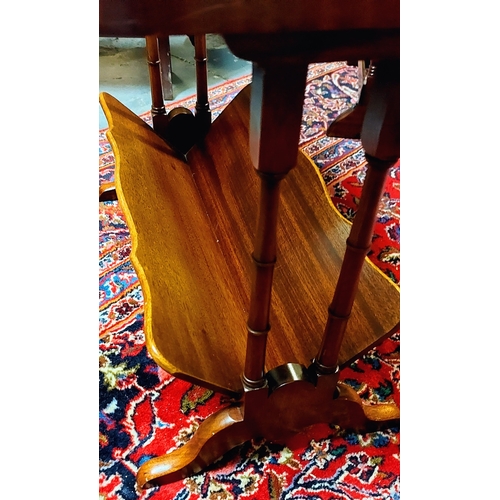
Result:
[146, 34, 210, 155]
[314, 58, 400, 375]
[243, 62, 309, 389]
[157, 36, 174, 101]
[194, 34, 211, 138]
[137, 372, 399, 490]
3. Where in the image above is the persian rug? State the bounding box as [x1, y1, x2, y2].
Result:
[99, 62, 400, 500]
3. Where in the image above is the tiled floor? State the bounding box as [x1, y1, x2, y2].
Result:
[99, 35, 252, 129]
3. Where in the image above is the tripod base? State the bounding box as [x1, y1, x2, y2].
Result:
[137, 364, 399, 489]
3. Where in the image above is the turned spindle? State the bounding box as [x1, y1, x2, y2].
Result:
[314, 58, 400, 373]
[243, 62, 309, 388]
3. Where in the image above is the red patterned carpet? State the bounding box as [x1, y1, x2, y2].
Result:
[99, 62, 400, 500]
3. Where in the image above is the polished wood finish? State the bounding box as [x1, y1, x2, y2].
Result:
[327, 61, 371, 139]
[224, 31, 398, 67]
[315, 160, 394, 372]
[137, 375, 399, 489]
[360, 59, 400, 161]
[100, 86, 399, 396]
[137, 405, 249, 488]
[316, 59, 399, 372]
[243, 62, 310, 388]
[143, 34, 211, 155]
[99, 0, 399, 38]
[99, 0, 400, 488]
[145, 35, 170, 137]
[99, 182, 118, 202]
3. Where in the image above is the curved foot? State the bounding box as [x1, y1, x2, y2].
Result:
[327, 60, 373, 139]
[333, 382, 400, 431]
[137, 404, 252, 490]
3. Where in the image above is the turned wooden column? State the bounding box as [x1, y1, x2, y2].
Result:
[145, 35, 169, 135]
[314, 59, 400, 373]
[157, 36, 174, 101]
[193, 35, 211, 136]
[243, 62, 309, 388]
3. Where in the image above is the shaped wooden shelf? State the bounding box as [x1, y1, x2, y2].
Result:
[99, 85, 399, 397]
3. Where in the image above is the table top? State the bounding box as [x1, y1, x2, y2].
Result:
[99, 0, 400, 39]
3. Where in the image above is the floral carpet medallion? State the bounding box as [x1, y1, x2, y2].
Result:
[99, 62, 400, 499]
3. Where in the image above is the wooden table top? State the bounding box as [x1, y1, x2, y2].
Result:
[99, 0, 400, 38]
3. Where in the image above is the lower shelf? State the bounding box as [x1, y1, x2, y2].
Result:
[99, 85, 400, 396]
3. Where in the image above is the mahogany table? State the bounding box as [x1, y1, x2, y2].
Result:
[99, 0, 400, 489]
